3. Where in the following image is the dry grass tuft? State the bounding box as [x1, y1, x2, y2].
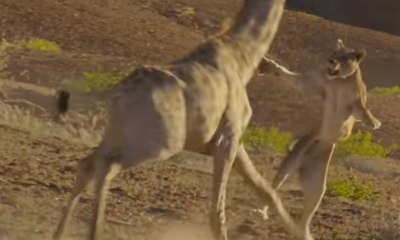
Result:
[0, 39, 13, 78]
[0, 76, 108, 147]
[0, 99, 105, 148]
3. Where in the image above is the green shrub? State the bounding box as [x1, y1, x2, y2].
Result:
[372, 86, 400, 97]
[19, 38, 61, 52]
[297, 11, 320, 20]
[335, 130, 395, 159]
[175, 6, 196, 18]
[82, 71, 124, 90]
[327, 176, 380, 202]
[242, 126, 293, 154]
[62, 71, 125, 93]
[367, 234, 383, 240]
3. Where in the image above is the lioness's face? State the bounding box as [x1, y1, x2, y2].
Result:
[327, 39, 366, 78]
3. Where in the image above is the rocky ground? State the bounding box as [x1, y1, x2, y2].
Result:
[0, 1, 400, 240]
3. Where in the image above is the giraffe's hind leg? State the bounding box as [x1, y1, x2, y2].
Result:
[53, 153, 95, 240]
[234, 144, 305, 239]
[210, 133, 240, 240]
[88, 156, 121, 240]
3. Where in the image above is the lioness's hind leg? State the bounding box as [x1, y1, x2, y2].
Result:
[255, 153, 303, 221]
[298, 144, 335, 240]
[273, 135, 315, 189]
[256, 137, 310, 221]
[272, 152, 303, 189]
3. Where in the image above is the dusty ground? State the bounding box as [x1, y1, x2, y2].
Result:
[0, 0, 400, 240]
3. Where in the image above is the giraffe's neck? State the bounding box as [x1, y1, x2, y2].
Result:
[226, 0, 286, 84]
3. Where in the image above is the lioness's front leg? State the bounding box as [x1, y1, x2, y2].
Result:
[352, 98, 381, 130]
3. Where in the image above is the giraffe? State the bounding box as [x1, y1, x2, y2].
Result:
[255, 39, 382, 239]
[52, 1, 308, 240]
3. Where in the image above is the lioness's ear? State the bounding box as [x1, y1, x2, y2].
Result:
[336, 38, 345, 50]
[355, 49, 367, 62]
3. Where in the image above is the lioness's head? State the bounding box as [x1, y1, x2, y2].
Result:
[327, 39, 366, 78]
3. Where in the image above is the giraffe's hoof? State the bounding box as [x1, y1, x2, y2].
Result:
[252, 207, 269, 221]
[303, 233, 315, 240]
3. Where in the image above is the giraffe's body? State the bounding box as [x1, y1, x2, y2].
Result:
[52, 1, 309, 240]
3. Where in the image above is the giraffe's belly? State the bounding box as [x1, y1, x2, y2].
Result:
[183, 108, 225, 152]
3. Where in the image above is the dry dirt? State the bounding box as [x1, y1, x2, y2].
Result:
[0, 1, 400, 240]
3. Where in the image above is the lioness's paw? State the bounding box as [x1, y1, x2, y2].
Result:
[372, 118, 382, 130]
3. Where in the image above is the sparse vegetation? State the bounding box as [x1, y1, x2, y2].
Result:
[242, 126, 293, 154]
[242, 127, 396, 160]
[0, 38, 60, 77]
[367, 234, 383, 240]
[327, 176, 380, 202]
[62, 70, 125, 93]
[335, 130, 396, 159]
[175, 6, 196, 18]
[372, 86, 400, 97]
[18, 38, 61, 52]
[297, 11, 320, 20]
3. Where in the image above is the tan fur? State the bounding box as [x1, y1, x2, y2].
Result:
[256, 39, 381, 239]
[214, 18, 235, 37]
[52, 1, 309, 240]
